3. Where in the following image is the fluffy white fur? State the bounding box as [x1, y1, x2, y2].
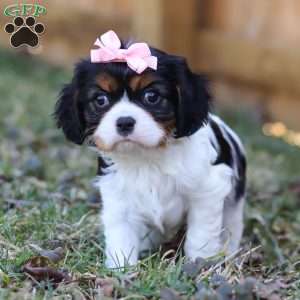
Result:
[95, 112, 243, 268]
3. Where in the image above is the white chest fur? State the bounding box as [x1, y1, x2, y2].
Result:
[97, 126, 234, 267]
[98, 126, 219, 235]
[108, 162, 186, 236]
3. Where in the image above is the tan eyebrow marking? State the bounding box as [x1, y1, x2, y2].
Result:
[96, 73, 118, 92]
[129, 73, 157, 91]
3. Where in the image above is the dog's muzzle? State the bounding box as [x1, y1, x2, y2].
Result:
[116, 116, 136, 136]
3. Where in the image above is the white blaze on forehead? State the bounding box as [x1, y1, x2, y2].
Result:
[93, 93, 165, 151]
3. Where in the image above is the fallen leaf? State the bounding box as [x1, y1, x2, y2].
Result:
[95, 277, 117, 297]
[22, 256, 71, 284]
[29, 245, 65, 263]
[39, 247, 65, 263]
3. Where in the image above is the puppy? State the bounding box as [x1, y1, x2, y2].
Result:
[54, 31, 246, 268]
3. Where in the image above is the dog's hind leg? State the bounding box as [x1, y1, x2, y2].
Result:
[222, 196, 245, 255]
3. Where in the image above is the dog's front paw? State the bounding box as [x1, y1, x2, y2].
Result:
[184, 240, 221, 261]
[185, 250, 219, 263]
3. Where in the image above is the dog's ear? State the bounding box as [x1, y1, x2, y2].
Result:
[54, 65, 86, 145]
[168, 56, 210, 138]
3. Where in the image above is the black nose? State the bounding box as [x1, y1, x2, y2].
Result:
[116, 117, 136, 136]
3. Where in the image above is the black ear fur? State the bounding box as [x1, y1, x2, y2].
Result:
[170, 57, 210, 138]
[54, 81, 85, 145]
[54, 60, 93, 145]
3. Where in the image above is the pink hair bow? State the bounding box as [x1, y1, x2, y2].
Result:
[90, 30, 157, 74]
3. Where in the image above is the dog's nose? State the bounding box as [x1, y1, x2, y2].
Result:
[116, 116, 136, 136]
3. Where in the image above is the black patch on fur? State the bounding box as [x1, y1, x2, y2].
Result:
[210, 118, 247, 200]
[54, 83, 86, 145]
[210, 119, 233, 167]
[162, 55, 211, 138]
[97, 156, 110, 176]
[227, 134, 247, 199]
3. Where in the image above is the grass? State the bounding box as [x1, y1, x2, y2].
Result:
[0, 48, 300, 299]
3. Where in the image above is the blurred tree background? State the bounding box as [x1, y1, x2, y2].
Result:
[1, 0, 300, 133]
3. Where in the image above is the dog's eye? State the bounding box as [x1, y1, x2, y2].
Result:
[96, 95, 109, 107]
[144, 92, 161, 105]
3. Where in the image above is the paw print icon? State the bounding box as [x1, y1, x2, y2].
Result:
[4, 16, 45, 48]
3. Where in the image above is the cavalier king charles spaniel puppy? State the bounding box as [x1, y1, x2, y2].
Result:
[54, 31, 246, 268]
